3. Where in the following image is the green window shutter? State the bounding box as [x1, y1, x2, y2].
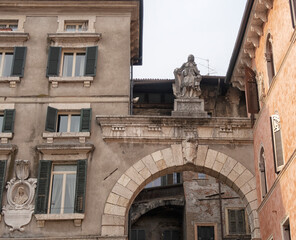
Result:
[237, 209, 246, 233]
[2, 109, 15, 133]
[84, 46, 98, 76]
[228, 209, 237, 234]
[74, 159, 87, 213]
[0, 160, 7, 212]
[11, 47, 27, 77]
[80, 108, 92, 132]
[35, 160, 52, 214]
[138, 230, 145, 240]
[46, 47, 61, 77]
[45, 106, 58, 132]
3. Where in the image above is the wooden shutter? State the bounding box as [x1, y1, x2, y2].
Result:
[0, 160, 7, 212]
[85, 46, 98, 76]
[270, 114, 284, 173]
[80, 108, 92, 132]
[35, 160, 52, 214]
[163, 230, 171, 240]
[228, 209, 237, 234]
[74, 159, 87, 213]
[46, 47, 61, 77]
[237, 209, 246, 233]
[11, 47, 27, 77]
[2, 109, 15, 133]
[45, 106, 58, 132]
[244, 66, 259, 114]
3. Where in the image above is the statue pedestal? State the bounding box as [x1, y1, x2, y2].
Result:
[172, 98, 208, 117]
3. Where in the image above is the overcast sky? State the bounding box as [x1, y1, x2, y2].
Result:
[133, 0, 247, 79]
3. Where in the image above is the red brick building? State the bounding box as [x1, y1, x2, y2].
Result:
[227, 0, 296, 239]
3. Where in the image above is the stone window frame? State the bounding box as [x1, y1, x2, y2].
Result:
[0, 104, 15, 143]
[0, 15, 26, 33]
[194, 222, 218, 240]
[35, 143, 94, 228]
[265, 32, 275, 87]
[42, 103, 91, 144]
[281, 215, 291, 240]
[57, 16, 96, 33]
[225, 207, 250, 236]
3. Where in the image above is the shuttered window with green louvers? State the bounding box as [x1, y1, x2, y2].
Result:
[35, 160, 88, 214]
[45, 107, 91, 133]
[11, 47, 27, 77]
[2, 109, 15, 133]
[228, 209, 246, 234]
[74, 159, 87, 213]
[46, 46, 98, 77]
[0, 160, 7, 212]
[35, 160, 52, 214]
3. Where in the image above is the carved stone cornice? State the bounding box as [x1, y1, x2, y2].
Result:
[96, 115, 253, 144]
[230, 0, 274, 90]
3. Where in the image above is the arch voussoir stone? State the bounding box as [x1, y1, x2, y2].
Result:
[101, 145, 261, 239]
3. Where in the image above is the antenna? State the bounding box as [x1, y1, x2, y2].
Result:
[196, 56, 217, 75]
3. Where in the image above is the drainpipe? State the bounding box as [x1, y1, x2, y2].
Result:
[130, 59, 134, 115]
[218, 181, 224, 240]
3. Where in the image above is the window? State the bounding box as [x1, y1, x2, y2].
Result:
[131, 229, 145, 240]
[46, 46, 98, 77]
[65, 21, 88, 32]
[61, 50, 85, 77]
[265, 34, 275, 86]
[259, 147, 268, 198]
[163, 230, 180, 240]
[0, 109, 15, 133]
[196, 226, 215, 240]
[45, 107, 91, 133]
[0, 21, 18, 31]
[197, 173, 207, 180]
[270, 114, 284, 173]
[49, 164, 77, 214]
[289, 0, 296, 28]
[282, 217, 291, 240]
[35, 160, 87, 214]
[0, 160, 7, 212]
[144, 172, 181, 188]
[0, 47, 27, 77]
[226, 209, 247, 235]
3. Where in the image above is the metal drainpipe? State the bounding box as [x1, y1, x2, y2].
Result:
[130, 59, 134, 115]
[219, 181, 224, 240]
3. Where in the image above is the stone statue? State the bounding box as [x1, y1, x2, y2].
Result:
[14, 186, 28, 205]
[173, 54, 202, 98]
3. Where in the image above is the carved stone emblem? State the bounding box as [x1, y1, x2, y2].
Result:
[2, 160, 37, 232]
[182, 137, 198, 164]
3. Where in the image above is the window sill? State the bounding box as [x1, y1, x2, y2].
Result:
[35, 213, 84, 227]
[49, 76, 94, 88]
[0, 32, 29, 43]
[42, 132, 90, 144]
[0, 132, 13, 144]
[0, 76, 21, 88]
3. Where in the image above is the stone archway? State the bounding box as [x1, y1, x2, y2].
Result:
[100, 144, 261, 240]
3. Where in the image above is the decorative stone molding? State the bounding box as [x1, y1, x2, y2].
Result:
[96, 115, 253, 144]
[259, 0, 273, 9]
[244, 48, 255, 58]
[49, 76, 94, 88]
[182, 138, 198, 164]
[254, 11, 267, 23]
[42, 132, 90, 144]
[0, 33, 29, 46]
[100, 146, 260, 239]
[251, 25, 263, 36]
[2, 160, 37, 232]
[0, 132, 13, 144]
[48, 33, 101, 47]
[35, 213, 85, 228]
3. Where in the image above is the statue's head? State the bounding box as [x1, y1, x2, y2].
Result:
[188, 54, 194, 62]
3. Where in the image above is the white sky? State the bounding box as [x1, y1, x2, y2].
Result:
[133, 0, 247, 79]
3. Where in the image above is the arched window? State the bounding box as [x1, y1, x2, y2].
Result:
[265, 33, 275, 86]
[259, 147, 267, 198]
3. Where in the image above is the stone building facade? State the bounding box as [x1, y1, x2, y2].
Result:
[4, 0, 296, 239]
[227, 0, 296, 239]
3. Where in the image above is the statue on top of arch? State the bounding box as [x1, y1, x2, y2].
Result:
[173, 54, 202, 98]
